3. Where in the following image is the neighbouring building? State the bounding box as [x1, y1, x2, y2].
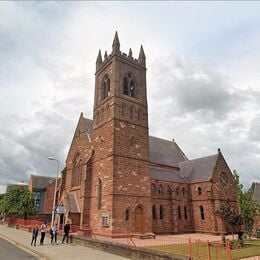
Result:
[58, 32, 237, 237]
[28, 175, 56, 213]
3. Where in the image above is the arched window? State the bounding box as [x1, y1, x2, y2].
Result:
[125, 208, 130, 221]
[168, 185, 172, 194]
[160, 205, 164, 219]
[200, 205, 205, 220]
[130, 80, 135, 97]
[123, 72, 136, 98]
[178, 206, 181, 219]
[184, 206, 187, 220]
[198, 187, 202, 195]
[72, 154, 81, 187]
[102, 75, 110, 99]
[152, 205, 157, 219]
[151, 184, 156, 194]
[176, 187, 179, 196]
[158, 185, 163, 194]
[123, 77, 128, 95]
[98, 179, 103, 209]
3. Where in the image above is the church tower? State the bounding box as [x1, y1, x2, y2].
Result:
[90, 32, 152, 236]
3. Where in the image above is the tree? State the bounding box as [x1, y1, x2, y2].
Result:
[233, 170, 260, 238]
[218, 206, 242, 236]
[0, 186, 36, 219]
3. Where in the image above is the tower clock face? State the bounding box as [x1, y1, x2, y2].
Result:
[220, 172, 228, 185]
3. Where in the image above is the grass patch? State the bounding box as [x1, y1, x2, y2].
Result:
[148, 239, 260, 260]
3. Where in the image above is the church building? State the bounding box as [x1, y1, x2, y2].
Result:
[59, 32, 237, 238]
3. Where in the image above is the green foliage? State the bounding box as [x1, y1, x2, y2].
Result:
[233, 170, 260, 237]
[218, 206, 242, 233]
[0, 186, 36, 219]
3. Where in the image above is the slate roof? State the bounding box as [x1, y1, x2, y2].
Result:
[149, 136, 188, 166]
[179, 154, 218, 183]
[31, 175, 56, 190]
[82, 117, 93, 136]
[82, 117, 187, 167]
[150, 167, 187, 183]
[252, 182, 260, 204]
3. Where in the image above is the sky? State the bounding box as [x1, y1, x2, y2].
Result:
[0, 1, 260, 193]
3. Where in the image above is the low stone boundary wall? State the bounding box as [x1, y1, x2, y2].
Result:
[69, 235, 189, 260]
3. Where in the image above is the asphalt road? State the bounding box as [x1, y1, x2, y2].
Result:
[0, 237, 38, 260]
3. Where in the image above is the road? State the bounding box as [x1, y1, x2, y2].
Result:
[0, 236, 38, 260]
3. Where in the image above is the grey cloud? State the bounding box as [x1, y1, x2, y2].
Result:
[150, 54, 245, 121]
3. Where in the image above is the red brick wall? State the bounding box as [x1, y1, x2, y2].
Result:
[44, 178, 61, 213]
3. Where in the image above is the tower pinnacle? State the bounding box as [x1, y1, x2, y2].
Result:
[138, 45, 146, 66]
[112, 31, 120, 53]
[96, 49, 102, 71]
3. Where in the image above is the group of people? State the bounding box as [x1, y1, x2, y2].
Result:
[31, 221, 70, 246]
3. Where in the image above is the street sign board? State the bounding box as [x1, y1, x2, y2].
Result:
[55, 205, 66, 214]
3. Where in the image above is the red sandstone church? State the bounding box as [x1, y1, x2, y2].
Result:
[58, 32, 237, 238]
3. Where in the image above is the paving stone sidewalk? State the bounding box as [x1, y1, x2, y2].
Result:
[0, 224, 129, 260]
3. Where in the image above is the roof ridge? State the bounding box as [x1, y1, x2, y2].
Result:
[180, 153, 218, 164]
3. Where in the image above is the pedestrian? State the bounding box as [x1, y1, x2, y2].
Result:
[31, 224, 38, 246]
[50, 223, 58, 245]
[62, 222, 70, 244]
[40, 221, 47, 245]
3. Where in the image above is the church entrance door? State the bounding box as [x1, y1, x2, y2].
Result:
[135, 205, 144, 233]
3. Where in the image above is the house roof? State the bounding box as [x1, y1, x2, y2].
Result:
[252, 182, 260, 204]
[31, 175, 56, 190]
[179, 154, 218, 183]
[150, 167, 187, 183]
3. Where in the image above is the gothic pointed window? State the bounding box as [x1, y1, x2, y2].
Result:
[72, 153, 82, 187]
[130, 80, 135, 97]
[178, 206, 181, 219]
[102, 75, 110, 100]
[152, 204, 157, 219]
[151, 184, 156, 194]
[184, 206, 187, 220]
[123, 72, 136, 98]
[125, 208, 130, 221]
[123, 77, 128, 95]
[160, 205, 164, 219]
[200, 205, 205, 220]
[98, 178, 103, 209]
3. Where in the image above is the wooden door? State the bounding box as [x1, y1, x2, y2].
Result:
[135, 206, 144, 233]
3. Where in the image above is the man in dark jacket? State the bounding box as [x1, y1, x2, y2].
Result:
[31, 224, 38, 246]
[62, 222, 70, 243]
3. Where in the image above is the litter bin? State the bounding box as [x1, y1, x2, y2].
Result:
[256, 229, 260, 239]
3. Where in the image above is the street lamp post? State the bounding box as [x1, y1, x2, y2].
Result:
[48, 157, 59, 228]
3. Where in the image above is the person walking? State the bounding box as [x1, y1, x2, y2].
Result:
[40, 221, 47, 245]
[50, 223, 58, 245]
[31, 224, 38, 246]
[62, 222, 70, 244]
